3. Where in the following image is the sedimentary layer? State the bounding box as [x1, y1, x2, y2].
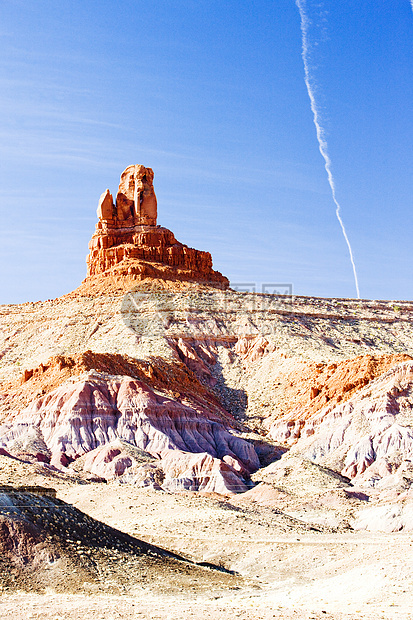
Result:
[83, 165, 228, 289]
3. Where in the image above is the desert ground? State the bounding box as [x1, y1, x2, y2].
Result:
[2, 168, 413, 618]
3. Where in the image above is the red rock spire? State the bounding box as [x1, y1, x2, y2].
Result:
[84, 165, 228, 289]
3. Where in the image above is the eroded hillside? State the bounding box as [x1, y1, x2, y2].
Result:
[2, 166, 413, 618]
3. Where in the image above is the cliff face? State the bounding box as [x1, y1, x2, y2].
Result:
[85, 165, 228, 288]
[0, 346, 260, 494]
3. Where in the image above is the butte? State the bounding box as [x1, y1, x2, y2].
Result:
[77, 164, 229, 295]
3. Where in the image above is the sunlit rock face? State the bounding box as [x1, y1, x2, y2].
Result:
[269, 361, 413, 488]
[0, 372, 259, 493]
[85, 164, 228, 288]
[116, 164, 157, 225]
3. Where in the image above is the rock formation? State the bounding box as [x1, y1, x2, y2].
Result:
[85, 164, 228, 288]
[269, 360, 413, 488]
[0, 487, 237, 594]
[0, 370, 259, 492]
[116, 165, 157, 224]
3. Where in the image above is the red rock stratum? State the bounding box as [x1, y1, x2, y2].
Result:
[83, 164, 228, 292]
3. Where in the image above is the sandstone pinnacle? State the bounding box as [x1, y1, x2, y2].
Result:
[84, 164, 229, 291]
[116, 164, 157, 225]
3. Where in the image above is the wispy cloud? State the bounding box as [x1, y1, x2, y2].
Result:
[295, 0, 360, 299]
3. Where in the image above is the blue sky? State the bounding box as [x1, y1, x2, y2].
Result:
[1, 0, 413, 303]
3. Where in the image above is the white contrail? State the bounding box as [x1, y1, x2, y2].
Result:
[295, 0, 360, 299]
[411, 0, 413, 12]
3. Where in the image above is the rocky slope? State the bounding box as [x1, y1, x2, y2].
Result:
[2, 165, 413, 519]
[0, 370, 259, 492]
[3, 166, 413, 618]
[271, 360, 413, 485]
[1, 290, 413, 497]
[0, 486, 238, 594]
